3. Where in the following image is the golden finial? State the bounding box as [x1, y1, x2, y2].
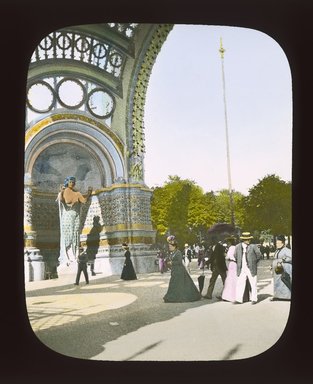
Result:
[219, 37, 225, 59]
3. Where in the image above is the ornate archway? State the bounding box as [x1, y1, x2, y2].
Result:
[24, 23, 174, 279]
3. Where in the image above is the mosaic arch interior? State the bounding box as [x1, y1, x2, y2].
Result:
[25, 23, 174, 279]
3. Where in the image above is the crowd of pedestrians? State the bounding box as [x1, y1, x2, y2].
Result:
[72, 232, 292, 308]
[155, 232, 292, 305]
[55, 176, 292, 304]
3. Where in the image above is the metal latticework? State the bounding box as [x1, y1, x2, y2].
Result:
[31, 30, 125, 78]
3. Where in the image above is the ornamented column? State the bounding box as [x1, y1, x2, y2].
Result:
[24, 173, 45, 281]
[129, 24, 174, 183]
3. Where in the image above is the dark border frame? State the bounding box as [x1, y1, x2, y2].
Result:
[3, 0, 311, 383]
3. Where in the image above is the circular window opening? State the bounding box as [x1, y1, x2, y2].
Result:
[57, 78, 86, 109]
[87, 89, 115, 118]
[27, 81, 55, 113]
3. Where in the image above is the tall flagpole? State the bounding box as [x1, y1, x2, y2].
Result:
[219, 37, 235, 226]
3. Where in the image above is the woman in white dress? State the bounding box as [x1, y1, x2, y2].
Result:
[221, 236, 238, 302]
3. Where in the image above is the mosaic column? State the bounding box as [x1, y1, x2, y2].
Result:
[24, 173, 45, 281]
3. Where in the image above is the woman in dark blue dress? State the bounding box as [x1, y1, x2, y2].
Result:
[163, 235, 201, 303]
[121, 243, 137, 280]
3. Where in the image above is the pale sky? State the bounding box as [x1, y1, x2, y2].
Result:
[143, 24, 292, 195]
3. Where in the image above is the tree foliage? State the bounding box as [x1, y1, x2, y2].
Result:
[151, 176, 214, 245]
[213, 189, 246, 228]
[150, 173, 291, 245]
[242, 174, 291, 235]
[151, 176, 245, 245]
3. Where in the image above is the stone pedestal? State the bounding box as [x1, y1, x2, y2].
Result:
[57, 261, 78, 276]
[93, 245, 159, 276]
[24, 248, 45, 282]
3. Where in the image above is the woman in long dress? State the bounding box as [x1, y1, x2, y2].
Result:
[221, 236, 238, 302]
[163, 235, 201, 303]
[271, 235, 292, 300]
[56, 176, 92, 266]
[121, 243, 137, 280]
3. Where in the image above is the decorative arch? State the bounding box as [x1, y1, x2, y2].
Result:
[25, 113, 126, 191]
[24, 23, 175, 279]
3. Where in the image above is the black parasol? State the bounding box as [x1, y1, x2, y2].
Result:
[281, 270, 291, 290]
[207, 222, 235, 235]
[198, 272, 205, 293]
[207, 223, 235, 242]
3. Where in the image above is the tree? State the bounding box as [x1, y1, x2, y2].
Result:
[151, 176, 216, 246]
[243, 174, 291, 235]
[187, 190, 217, 244]
[150, 176, 192, 245]
[259, 229, 273, 245]
[167, 181, 192, 242]
[150, 186, 170, 243]
[213, 189, 246, 229]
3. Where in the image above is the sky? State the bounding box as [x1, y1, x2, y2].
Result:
[143, 24, 292, 195]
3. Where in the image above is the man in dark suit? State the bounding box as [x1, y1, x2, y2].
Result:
[74, 247, 89, 286]
[234, 232, 262, 304]
[203, 236, 227, 299]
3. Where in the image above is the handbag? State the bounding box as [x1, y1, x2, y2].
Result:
[275, 262, 284, 274]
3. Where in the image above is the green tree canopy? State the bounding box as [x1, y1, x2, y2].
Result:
[151, 176, 247, 246]
[150, 173, 291, 246]
[213, 189, 246, 229]
[243, 174, 291, 235]
[151, 176, 216, 246]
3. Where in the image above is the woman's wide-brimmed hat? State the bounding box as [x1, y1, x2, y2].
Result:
[167, 235, 177, 246]
[240, 232, 253, 240]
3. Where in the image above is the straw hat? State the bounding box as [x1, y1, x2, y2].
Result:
[240, 232, 253, 240]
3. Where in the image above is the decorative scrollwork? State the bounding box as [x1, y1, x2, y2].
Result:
[130, 24, 174, 181]
[31, 30, 125, 78]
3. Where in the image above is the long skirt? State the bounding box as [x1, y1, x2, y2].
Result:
[121, 259, 137, 280]
[272, 260, 292, 300]
[159, 258, 166, 273]
[222, 260, 237, 302]
[163, 265, 201, 303]
[59, 204, 80, 264]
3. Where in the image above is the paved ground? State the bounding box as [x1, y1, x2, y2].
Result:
[25, 258, 291, 361]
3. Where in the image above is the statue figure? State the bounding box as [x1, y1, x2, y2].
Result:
[56, 176, 92, 266]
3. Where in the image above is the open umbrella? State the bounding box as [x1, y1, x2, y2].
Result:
[207, 223, 236, 242]
[207, 222, 235, 236]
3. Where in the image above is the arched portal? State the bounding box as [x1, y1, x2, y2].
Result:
[25, 114, 125, 188]
[24, 23, 174, 280]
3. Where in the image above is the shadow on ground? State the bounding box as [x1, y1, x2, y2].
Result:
[25, 259, 275, 360]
